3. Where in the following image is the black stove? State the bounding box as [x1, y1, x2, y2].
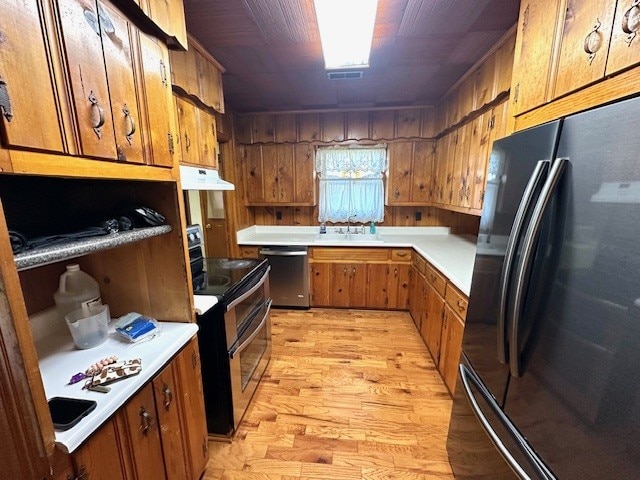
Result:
[195, 256, 268, 300]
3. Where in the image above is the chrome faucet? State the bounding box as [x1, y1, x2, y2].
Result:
[347, 215, 357, 233]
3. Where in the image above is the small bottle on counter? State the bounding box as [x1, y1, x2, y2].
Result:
[369, 222, 376, 234]
[319, 222, 326, 234]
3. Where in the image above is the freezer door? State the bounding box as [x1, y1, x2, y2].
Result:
[464, 120, 561, 402]
[504, 96, 640, 478]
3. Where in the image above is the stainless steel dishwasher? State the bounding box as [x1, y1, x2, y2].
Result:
[259, 246, 309, 308]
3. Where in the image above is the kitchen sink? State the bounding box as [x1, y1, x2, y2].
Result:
[314, 232, 384, 243]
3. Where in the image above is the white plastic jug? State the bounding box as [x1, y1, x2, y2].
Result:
[54, 264, 102, 321]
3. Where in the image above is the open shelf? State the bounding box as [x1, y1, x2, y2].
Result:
[14, 225, 173, 271]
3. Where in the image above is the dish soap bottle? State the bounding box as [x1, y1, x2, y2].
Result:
[319, 222, 326, 234]
[369, 222, 376, 234]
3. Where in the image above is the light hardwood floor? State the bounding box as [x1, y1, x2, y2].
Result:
[204, 308, 455, 479]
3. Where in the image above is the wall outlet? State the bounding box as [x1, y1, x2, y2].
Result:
[415, 211, 422, 221]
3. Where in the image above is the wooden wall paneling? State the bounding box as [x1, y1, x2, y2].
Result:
[253, 114, 275, 143]
[417, 206, 438, 226]
[391, 206, 415, 226]
[244, 145, 264, 204]
[321, 112, 345, 142]
[412, 141, 434, 203]
[445, 89, 461, 127]
[262, 144, 279, 202]
[0, 0, 65, 153]
[346, 111, 370, 140]
[420, 108, 435, 138]
[387, 142, 414, 204]
[293, 206, 315, 225]
[253, 207, 273, 225]
[395, 109, 421, 138]
[99, 1, 144, 164]
[293, 144, 316, 204]
[494, 31, 516, 96]
[510, 0, 564, 116]
[276, 144, 294, 202]
[552, 0, 616, 99]
[234, 115, 253, 144]
[434, 99, 448, 135]
[275, 114, 297, 143]
[473, 53, 497, 111]
[606, 0, 640, 75]
[455, 214, 481, 235]
[457, 75, 476, 121]
[298, 113, 321, 142]
[215, 112, 233, 140]
[370, 110, 395, 140]
[56, 0, 117, 160]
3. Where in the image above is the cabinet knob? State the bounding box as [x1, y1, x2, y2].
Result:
[139, 407, 152, 435]
[622, 1, 640, 45]
[205, 223, 212, 230]
[457, 299, 466, 312]
[583, 18, 603, 65]
[162, 383, 173, 410]
[123, 104, 136, 146]
[88, 91, 105, 139]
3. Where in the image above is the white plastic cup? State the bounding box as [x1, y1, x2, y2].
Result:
[65, 304, 110, 349]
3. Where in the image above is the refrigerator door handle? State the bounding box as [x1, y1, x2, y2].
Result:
[459, 364, 556, 480]
[510, 158, 568, 377]
[497, 160, 549, 364]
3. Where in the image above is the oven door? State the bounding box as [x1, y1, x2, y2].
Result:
[224, 265, 270, 348]
[228, 298, 272, 429]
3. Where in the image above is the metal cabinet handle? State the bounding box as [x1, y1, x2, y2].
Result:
[163, 384, 173, 410]
[139, 407, 152, 435]
[123, 104, 136, 145]
[394, 187, 400, 198]
[185, 133, 191, 150]
[88, 91, 105, 139]
[160, 59, 168, 87]
[583, 18, 603, 65]
[0, 77, 13, 121]
[456, 299, 465, 312]
[622, 0, 640, 45]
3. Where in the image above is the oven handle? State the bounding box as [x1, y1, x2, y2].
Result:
[229, 299, 272, 359]
[226, 265, 271, 312]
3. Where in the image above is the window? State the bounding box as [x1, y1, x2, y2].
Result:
[315, 145, 387, 223]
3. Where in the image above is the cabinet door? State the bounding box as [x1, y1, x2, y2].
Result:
[470, 112, 491, 211]
[494, 32, 516, 97]
[439, 306, 465, 394]
[553, 0, 616, 99]
[175, 338, 210, 480]
[606, 0, 640, 75]
[409, 266, 423, 329]
[57, 0, 117, 159]
[367, 263, 389, 309]
[388, 263, 410, 310]
[387, 142, 413, 204]
[137, 32, 174, 167]
[294, 144, 316, 205]
[452, 123, 472, 208]
[170, 45, 199, 98]
[412, 142, 433, 204]
[276, 144, 294, 203]
[99, 1, 144, 164]
[120, 383, 167, 480]
[421, 281, 445, 364]
[197, 109, 217, 168]
[310, 262, 332, 307]
[153, 364, 189, 480]
[349, 263, 368, 308]
[244, 145, 265, 204]
[331, 263, 351, 307]
[262, 144, 279, 203]
[443, 132, 458, 206]
[433, 134, 450, 204]
[473, 53, 497, 111]
[175, 97, 200, 165]
[72, 419, 128, 480]
[511, 0, 563, 115]
[197, 52, 225, 113]
[0, 0, 64, 152]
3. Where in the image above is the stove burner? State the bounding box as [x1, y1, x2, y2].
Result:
[208, 275, 231, 287]
[218, 259, 254, 269]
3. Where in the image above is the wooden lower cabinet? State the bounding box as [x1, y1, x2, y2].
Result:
[309, 248, 411, 309]
[60, 337, 208, 480]
[421, 280, 446, 365]
[439, 305, 465, 394]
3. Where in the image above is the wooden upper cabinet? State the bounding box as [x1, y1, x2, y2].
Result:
[99, 1, 144, 164]
[387, 142, 413, 204]
[494, 31, 516, 96]
[170, 45, 199, 97]
[0, 0, 65, 153]
[473, 53, 497, 111]
[451, 122, 472, 209]
[606, 0, 640, 75]
[469, 112, 491, 211]
[553, 0, 616, 99]
[175, 96, 201, 165]
[293, 144, 316, 205]
[511, 0, 563, 116]
[457, 75, 476, 121]
[412, 141, 434, 204]
[145, 0, 187, 50]
[244, 145, 264, 204]
[198, 110, 218, 169]
[196, 51, 225, 113]
[56, 0, 117, 159]
[137, 32, 175, 167]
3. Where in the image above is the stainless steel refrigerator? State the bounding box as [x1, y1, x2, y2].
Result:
[447, 95, 640, 479]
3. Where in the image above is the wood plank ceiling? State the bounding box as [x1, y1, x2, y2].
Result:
[182, 0, 520, 113]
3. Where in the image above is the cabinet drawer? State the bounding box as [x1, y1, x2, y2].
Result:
[310, 248, 388, 262]
[390, 249, 412, 262]
[445, 284, 468, 322]
[425, 264, 447, 297]
[413, 253, 427, 274]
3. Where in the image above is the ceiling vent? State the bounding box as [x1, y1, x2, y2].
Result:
[327, 70, 364, 80]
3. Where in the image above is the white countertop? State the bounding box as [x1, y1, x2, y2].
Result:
[37, 321, 198, 453]
[237, 226, 478, 295]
